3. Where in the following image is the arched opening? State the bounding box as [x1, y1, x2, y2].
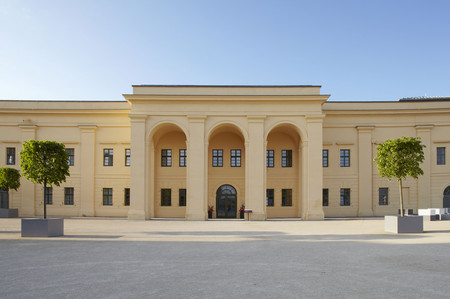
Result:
[266, 124, 302, 218]
[208, 123, 246, 218]
[0, 189, 8, 209]
[151, 123, 187, 218]
[216, 185, 237, 218]
[444, 186, 450, 208]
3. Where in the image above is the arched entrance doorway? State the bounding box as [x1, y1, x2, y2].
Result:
[216, 185, 237, 218]
[444, 186, 450, 208]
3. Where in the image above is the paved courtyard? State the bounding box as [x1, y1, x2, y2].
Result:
[1, 217, 450, 298]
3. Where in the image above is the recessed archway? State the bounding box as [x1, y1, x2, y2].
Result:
[216, 184, 237, 218]
[444, 186, 450, 208]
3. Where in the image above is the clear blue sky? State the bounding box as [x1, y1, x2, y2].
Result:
[1, 0, 449, 101]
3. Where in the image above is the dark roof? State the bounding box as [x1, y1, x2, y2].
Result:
[131, 84, 321, 88]
[398, 96, 450, 102]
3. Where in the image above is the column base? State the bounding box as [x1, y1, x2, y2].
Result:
[185, 212, 207, 221]
[302, 209, 324, 220]
[128, 210, 148, 220]
[249, 212, 266, 221]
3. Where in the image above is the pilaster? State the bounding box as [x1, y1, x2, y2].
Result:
[128, 115, 148, 220]
[302, 115, 324, 220]
[245, 116, 266, 220]
[79, 125, 97, 217]
[18, 124, 37, 217]
[186, 115, 207, 220]
[416, 124, 433, 209]
[357, 126, 375, 216]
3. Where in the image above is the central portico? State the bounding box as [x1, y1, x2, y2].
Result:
[124, 85, 329, 220]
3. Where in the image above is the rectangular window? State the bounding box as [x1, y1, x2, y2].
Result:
[65, 148, 74, 166]
[125, 149, 131, 166]
[179, 189, 186, 206]
[379, 188, 389, 205]
[323, 150, 328, 167]
[103, 188, 113, 206]
[44, 187, 53, 205]
[161, 149, 172, 167]
[266, 150, 274, 168]
[179, 149, 187, 167]
[124, 188, 130, 206]
[161, 189, 171, 206]
[212, 149, 223, 167]
[340, 188, 350, 206]
[282, 189, 292, 206]
[103, 149, 114, 166]
[323, 189, 329, 206]
[437, 147, 446, 165]
[340, 149, 350, 167]
[266, 189, 274, 207]
[64, 187, 74, 205]
[6, 147, 15, 165]
[230, 149, 241, 167]
[282, 150, 292, 167]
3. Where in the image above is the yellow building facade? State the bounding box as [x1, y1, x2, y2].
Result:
[1, 85, 449, 220]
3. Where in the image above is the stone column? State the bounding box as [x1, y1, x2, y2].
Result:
[357, 126, 375, 216]
[79, 125, 97, 217]
[245, 116, 266, 220]
[302, 115, 324, 220]
[186, 115, 207, 220]
[128, 115, 148, 220]
[416, 125, 433, 209]
[19, 124, 37, 217]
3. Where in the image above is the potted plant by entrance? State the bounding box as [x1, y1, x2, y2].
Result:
[20, 140, 70, 237]
[0, 167, 21, 218]
[239, 204, 245, 219]
[374, 137, 425, 233]
[208, 205, 214, 219]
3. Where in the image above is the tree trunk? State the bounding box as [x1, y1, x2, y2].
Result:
[398, 179, 404, 217]
[43, 179, 47, 219]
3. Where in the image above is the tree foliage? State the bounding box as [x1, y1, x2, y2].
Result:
[374, 137, 425, 181]
[20, 140, 70, 187]
[374, 137, 425, 216]
[0, 167, 21, 191]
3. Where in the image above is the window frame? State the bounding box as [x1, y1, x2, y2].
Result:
[125, 148, 131, 167]
[437, 147, 446, 165]
[322, 149, 328, 167]
[65, 148, 74, 166]
[340, 188, 351, 206]
[64, 187, 74, 205]
[124, 188, 130, 206]
[44, 186, 53, 205]
[103, 149, 114, 166]
[266, 150, 274, 168]
[103, 188, 113, 206]
[379, 188, 389, 206]
[179, 189, 186, 207]
[230, 149, 241, 167]
[212, 149, 223, 167]
[340, 149, 350, 167]
[266, 189, 274, 207]
[6, 147, 15, 165]
[161, 188, 172, 206]
[281, 150, 292, 167]
[323, 188, 329, 206]
[281, 189, 293, 206]
[161, 149, 172, 167]
[179, 149, 187, 167]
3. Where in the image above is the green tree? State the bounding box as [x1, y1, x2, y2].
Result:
[0, 168, 21, 209]
[20, 140, 70, 219]
[374, 137, 425, 216]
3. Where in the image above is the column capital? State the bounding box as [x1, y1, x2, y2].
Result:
[78, 125, 97, 132]
[247, 115, 266, 123]
[305, 114, 325, 123]
[415, 124, 434, 131]
[187, 115, 207, 122]
[356, 125, 375, 133]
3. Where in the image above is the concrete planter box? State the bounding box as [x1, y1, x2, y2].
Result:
[21, 218, 64, 237]
[385, 215, 423, 234]
[0, 208, 18, 218]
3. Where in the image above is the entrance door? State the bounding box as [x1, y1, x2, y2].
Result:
[444, 186, 450, 208]
[0, 190, 8, 209]
[216, 185, 237, 218]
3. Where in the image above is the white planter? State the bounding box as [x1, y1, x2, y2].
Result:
[21, 218, 64, 237]
[385, 215, 423, 234]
